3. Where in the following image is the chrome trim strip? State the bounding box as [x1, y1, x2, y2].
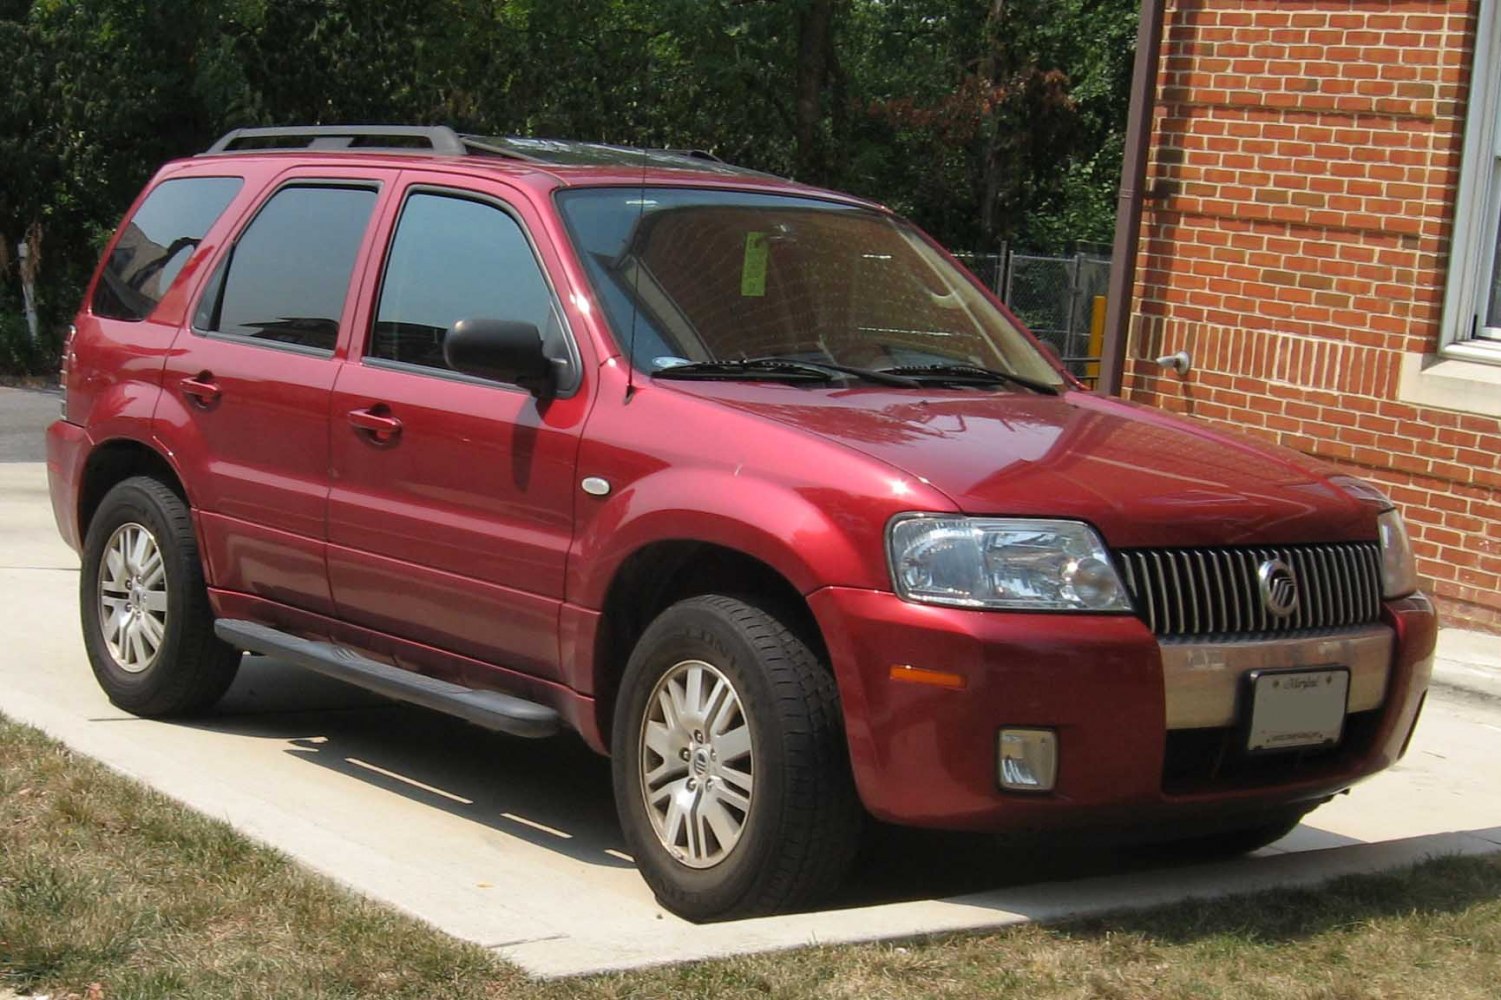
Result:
[1203, 549, 1225, 635]
[1342, 545, 1359, 619]
[1162, 625, 1392, 730]
[1166, 550, 1180, 630]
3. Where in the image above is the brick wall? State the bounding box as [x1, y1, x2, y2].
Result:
[1123, 0, 1501, 630]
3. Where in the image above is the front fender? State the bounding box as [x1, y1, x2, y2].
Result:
[567, 466, 878, 608]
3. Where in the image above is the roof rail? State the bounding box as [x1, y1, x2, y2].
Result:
[201, 125, 772, 177]
[666, 149, 725, 163]
[457, 135, 770, 176]
[204, 125, 469, 156]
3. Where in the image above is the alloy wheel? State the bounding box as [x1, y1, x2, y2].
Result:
[638, 658, 755, 868]
[97, 521, 168, 674]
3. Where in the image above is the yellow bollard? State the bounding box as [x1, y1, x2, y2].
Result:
[1087, 295, 1107, 384]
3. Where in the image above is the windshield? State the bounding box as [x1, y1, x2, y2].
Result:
[555, 188, 1063, 387]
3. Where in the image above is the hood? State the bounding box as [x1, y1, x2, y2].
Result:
[669, 384, 1379, 549]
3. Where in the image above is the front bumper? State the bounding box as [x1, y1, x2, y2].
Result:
[808, 586, 1435, 833]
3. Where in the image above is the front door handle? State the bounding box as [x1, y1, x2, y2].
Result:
[347, 406, 403, 444]
[179, 373, 221, 405]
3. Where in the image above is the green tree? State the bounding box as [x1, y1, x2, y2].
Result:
[843, 0, 1136, 252]
[0, 0, 1139, 372]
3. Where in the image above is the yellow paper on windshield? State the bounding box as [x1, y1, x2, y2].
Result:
[741, 232, 768, 297]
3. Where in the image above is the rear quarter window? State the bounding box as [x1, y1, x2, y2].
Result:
[92, 176, 243, 321]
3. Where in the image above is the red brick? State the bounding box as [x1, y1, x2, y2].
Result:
[1124, 2, 1499, 628]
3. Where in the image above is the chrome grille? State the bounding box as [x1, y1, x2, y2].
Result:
[1117, 543, 1383, 638]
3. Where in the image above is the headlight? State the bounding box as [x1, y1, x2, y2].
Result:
[1377, 508, 1419, 598]
[887, 515, 1131, 611]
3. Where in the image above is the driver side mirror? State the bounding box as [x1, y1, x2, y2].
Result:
[444, 318, 555, 395]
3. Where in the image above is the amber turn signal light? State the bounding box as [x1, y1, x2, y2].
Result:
[888, 664, 966, 690]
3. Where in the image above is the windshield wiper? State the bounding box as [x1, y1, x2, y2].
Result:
[650, 359, 834, 383]
[878, 363, 1060, 395]
[653, 356, 922, 387]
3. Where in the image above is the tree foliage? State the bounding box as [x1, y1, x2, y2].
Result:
[0, 0, 1137, 360]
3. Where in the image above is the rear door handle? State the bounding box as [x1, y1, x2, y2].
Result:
[347, 406, 403, 444]
[179, 373, 221, 405]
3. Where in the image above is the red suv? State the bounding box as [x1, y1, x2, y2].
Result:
[48, 125, 1436, 922]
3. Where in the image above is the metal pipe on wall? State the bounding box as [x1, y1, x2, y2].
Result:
[1099, 0, 1167, 396]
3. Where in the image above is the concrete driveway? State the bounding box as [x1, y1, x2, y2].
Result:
[2, 394, 1498, 976]
[0, 384, 59, 461]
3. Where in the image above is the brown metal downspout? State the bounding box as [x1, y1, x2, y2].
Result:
[1099, 0, 1168, 396]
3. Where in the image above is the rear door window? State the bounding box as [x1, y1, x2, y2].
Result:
[194, 185, 377, 353]
[92, 176, 243, 321]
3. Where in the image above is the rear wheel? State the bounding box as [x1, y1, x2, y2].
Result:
[612, 594, 861, 922]
[80, 476, 240, 716]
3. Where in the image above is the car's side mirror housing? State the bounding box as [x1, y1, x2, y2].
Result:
[444, 318, 555, 394]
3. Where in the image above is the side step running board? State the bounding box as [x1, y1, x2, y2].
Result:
[214, 619, 561, 739]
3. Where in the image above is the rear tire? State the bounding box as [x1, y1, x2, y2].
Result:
[612, 594, 861, 922]
[79, 476, 240, 717]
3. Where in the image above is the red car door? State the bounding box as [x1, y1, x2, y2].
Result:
[157, 169, 393, 615]
[326, 179, 592, 682]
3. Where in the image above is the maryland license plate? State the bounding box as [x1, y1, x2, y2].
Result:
[1246, 668, 1350, 752]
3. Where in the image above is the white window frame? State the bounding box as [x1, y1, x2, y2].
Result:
[1442, 0, 1501, 362]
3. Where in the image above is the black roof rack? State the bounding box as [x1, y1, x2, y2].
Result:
[202, 125, 774, 177]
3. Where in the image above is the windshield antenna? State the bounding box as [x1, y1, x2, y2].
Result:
[622, 26, 657, 404]
[624, 144, 646, 403]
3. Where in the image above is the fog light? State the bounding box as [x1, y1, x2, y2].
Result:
[998, 729, 1057, 792]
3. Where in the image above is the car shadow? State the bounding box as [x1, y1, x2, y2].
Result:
[183, 655, 634, 870]
[828, 821, 1330, 910]
[181, 654, 1427, 914]
[1053, 849, 1501, 945]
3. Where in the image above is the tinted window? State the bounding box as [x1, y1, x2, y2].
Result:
[92, 176, 242, 321]
[196, 185, 376, 352]
[371, 192, 560, 372]
[557, 187, 1062, 387]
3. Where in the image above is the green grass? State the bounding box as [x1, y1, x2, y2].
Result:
[3, 712, 1499, 999]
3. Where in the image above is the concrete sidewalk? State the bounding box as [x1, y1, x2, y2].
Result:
[1, 459, 1498, 977]
[1432, 626, 1501, 701]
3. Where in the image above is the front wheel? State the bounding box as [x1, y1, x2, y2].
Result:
[612, 595, 861, 922]
[79, 476, 240, 717]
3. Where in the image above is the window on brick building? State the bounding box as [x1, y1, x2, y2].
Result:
[1444, 0, 1501, 357]
[1487, 218, 1501, 337]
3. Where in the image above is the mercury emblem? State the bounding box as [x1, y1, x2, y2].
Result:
[1257, 558, 1299, 618]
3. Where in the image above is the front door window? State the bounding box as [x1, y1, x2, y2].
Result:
[370, 191, 563, 375]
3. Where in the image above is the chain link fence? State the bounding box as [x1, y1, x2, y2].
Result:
[954, 248, 1111, 385]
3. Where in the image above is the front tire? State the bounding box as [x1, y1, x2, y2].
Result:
[612, 595, 861, 922]
[79, 476, 240, 717]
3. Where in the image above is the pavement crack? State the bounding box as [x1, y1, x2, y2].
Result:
[484, 933, 570, 949]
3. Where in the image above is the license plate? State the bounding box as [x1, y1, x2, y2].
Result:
[1245, 668, 1349, 752]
